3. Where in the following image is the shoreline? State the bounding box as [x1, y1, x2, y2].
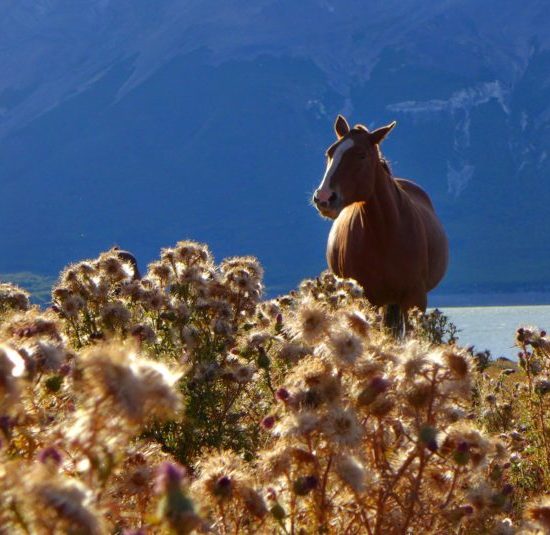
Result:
[429, 292, 550, 308]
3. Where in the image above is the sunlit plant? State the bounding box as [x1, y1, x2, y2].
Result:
[1, 241, 550, 533]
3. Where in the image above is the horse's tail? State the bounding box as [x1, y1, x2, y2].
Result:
[383, 304, 405, 338]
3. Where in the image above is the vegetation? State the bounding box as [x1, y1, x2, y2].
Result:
[0, 272, 57, 306]
[0, 241, 549, 534]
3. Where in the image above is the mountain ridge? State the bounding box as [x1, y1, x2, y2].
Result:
[1, 1, 549, 299]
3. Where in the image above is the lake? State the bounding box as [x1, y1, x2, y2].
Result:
[436, 305, 550, 360]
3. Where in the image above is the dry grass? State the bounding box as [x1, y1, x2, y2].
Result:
[1, 242, 549, 534]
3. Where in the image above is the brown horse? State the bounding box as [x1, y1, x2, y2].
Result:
[312, 115, 448, 328]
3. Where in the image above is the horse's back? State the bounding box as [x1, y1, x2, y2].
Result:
[396, 178, 434, 210]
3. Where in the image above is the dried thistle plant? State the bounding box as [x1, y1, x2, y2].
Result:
[2, 243, 550, 533]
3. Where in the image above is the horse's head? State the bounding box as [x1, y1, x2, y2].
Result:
[313, 114, 396, 219]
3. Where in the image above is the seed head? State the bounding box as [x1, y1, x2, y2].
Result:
[443, 349, 471, 378]
[345, 310, 371, 338]
[130, 323, 157, 344]
[26, 467, 104, 534]
[327, 330, 363, 367]
[148, 260, 173, 285]
[277, 341, 309, 364]
[335, 455, 370, 494]
[60, 294, 85, 318]
[100, 301, 132, 330]
[275, 410, 320, 437]
[400, 341, 429, 378]
[286, 299, 331, 344]
[193, 451, 251, 505]
[0, 283, 30, 313]
[260, 445, 292, 478]
[98, 252, 129, 282]
[174, 240, 212, 266]
[78, 343, 182, 425]
[322, 406, 362, 447]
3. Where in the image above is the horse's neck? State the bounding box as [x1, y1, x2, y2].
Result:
[367, 164, 402, 224]
[330, 166, 402, 276]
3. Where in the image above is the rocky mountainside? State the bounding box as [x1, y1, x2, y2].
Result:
[1, 0, 549, 297]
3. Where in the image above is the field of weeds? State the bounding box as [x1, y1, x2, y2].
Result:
[1, 240, 550, 534]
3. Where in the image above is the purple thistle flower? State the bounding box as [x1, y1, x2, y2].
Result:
[38, 446, 63, 466]
[0, 415, 14, 437]
[214, 475, 233, 498]
[59, 363, 72, 377]
[261, 415, 276, 430]
[155, 462, 186, 493]
[276, 388, 290, 402]
[369, 376, 389, 394]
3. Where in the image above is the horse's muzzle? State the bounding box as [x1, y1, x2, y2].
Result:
[313, 190, 337, 208]
[313, 190, 339, 219]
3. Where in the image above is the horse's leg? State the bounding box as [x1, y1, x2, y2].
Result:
[384, 293, 427, 339]
[383, 304, 404, 338]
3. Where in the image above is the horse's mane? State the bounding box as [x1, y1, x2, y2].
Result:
[333, 202, 367, 275]
[376, 146, 392, 176]
[380, 158, 391, 175]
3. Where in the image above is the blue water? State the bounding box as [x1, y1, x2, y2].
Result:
[438, 306, 550, 361]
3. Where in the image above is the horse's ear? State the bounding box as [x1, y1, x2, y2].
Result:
[334, 115, 350, 139]
[369, 121, 397, 145]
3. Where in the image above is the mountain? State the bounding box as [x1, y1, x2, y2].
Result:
[1, 0, 549, 299]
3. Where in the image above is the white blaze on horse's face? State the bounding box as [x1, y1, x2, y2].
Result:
[318, 138, 354, 199]
[313, 138, 354, 217]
